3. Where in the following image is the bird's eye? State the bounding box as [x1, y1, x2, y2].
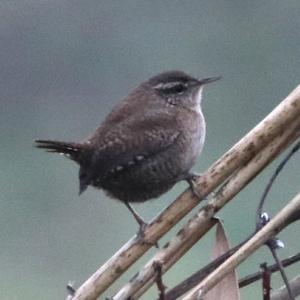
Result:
[155, 82, 187, 95]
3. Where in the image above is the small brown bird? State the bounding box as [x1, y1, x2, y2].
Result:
[36, 71, 219, 232]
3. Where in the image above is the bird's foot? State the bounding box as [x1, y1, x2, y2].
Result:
[185, 172, 202, 199]
[125, 202, 159, 248]
[136, 220, 159, 248]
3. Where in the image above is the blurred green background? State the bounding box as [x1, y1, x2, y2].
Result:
[1, 1, 300, 299]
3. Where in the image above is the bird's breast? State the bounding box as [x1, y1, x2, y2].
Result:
[175, 108, 206, 172]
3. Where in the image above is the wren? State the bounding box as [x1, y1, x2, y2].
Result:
[36, 71, 220, 231]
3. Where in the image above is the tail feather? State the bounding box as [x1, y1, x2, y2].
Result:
[35, 139, 83, 162]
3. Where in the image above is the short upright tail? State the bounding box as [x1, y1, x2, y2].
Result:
[35, 139, 84, 162]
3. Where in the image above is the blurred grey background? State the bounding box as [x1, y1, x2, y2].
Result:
[1, 1, 300, 299]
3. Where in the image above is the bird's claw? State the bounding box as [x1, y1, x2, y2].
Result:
[185, 172, 202, 199]
[136, 222, 159, 248]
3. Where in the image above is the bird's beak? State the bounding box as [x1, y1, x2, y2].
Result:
[197, 76, 221, 85]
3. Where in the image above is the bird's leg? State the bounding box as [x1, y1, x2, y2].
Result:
[124, 202, 159, 248]
[125, 201, 147, 229]
[184, 172, 202, 199]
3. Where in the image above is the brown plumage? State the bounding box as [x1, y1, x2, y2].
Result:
[35, 71, 220, 226]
